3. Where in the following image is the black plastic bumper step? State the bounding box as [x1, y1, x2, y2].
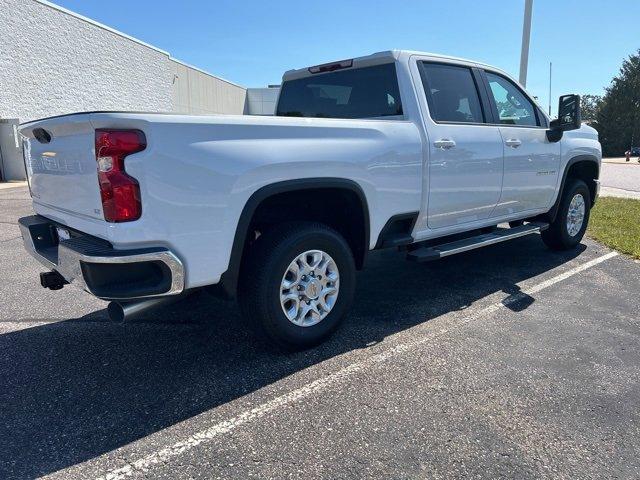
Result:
[406, 222, 549, 262]
[380, 233, 414, 248]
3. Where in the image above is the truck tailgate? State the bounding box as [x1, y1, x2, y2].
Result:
[21, 114, 104, 221]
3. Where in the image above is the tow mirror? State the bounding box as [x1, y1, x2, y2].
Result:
[547, 94, 581, 142]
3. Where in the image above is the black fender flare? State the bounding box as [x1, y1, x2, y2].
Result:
[546, 154, 600, 223]
[217, 178, 370, 298]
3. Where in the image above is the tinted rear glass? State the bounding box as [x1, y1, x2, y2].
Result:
[420, 63, 484, 123]
[276, 63, 403, 119]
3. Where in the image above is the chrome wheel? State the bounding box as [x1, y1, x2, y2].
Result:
[566, 193, 586, 237]
[280, 250, 340, 327]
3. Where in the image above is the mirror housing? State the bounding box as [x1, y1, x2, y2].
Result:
[547, 94, 581, 142]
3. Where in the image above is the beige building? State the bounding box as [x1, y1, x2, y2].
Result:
[0, 0, 249, 124]
[0, 0, 285, 180]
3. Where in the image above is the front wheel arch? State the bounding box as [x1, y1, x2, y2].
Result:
[546, 155, 599, 223]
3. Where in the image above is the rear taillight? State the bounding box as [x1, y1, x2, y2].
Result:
[95, 129, 146, 222]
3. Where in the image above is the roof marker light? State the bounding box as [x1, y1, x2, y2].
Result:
[308, 59, 353, 74]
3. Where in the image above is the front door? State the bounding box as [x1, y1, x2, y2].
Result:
[483, 71, 561, 216]
[417, 62, 504, 230]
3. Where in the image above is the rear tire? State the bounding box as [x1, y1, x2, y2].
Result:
[238, 222, 356, 350]
[541, 179, 591, 250]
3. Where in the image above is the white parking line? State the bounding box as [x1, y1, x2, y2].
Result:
[97, 251, 619, 480]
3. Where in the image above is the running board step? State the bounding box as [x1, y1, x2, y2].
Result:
[407, 222, 549, 262]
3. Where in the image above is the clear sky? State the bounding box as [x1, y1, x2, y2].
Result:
[53, 0, 639, 114]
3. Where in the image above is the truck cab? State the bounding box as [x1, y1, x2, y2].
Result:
[278, 51, 599, 238]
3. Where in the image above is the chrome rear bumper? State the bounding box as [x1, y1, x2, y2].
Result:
[19, 215, 184, 300]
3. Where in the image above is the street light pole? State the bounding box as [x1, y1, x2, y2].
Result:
[519, 0, 533, 87]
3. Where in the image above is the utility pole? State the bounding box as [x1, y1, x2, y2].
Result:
[519, 0, 533, 87]
[548, 62, 552, 115]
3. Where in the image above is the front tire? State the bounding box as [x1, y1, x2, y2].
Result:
[541, 178, 591, 250]
[238, 222, 356, 350]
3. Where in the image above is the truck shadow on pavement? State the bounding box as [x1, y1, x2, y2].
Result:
[0, 236, 587, 479]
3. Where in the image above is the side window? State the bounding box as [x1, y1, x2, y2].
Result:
[420, 63, 485, 123]
[485, 72, 538, 126]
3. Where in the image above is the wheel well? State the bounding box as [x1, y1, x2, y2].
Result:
[538, 156, 599, 224]
[566, 160, 599, 205]
[247, 188, 368, 268]
[217, 180, 370, 299]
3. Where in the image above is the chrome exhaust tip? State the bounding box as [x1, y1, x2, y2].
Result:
[107, 295, 186, 322]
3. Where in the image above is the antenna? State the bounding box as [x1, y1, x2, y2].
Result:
[548, 62, 552, 116]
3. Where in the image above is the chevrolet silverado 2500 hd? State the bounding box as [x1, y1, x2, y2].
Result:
[18, 50, 601, 349]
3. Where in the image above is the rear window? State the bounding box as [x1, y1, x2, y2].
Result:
[276, 63, 403, 119]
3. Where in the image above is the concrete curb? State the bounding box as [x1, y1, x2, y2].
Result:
[602, 157, 640, 165]
[599, 186, 640, 200]
[0, 181, 28, 190]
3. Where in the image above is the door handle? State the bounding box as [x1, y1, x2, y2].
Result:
[434, 139, 456, 150]
[505, 138, 522, 148]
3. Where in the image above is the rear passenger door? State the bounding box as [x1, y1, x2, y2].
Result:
[482, 70, 561, 215]
[416, 62, 504, 230]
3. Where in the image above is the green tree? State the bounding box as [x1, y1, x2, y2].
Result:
[595, 49, 640, 156]
[579, 94, 602, 122]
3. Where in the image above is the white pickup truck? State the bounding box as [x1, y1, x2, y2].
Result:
[19, 50, 601, 349]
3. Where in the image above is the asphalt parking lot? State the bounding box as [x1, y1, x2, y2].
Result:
[1, 185, 639, 480]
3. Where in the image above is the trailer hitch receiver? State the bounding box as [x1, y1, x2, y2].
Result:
[40, 271, 69, 290]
